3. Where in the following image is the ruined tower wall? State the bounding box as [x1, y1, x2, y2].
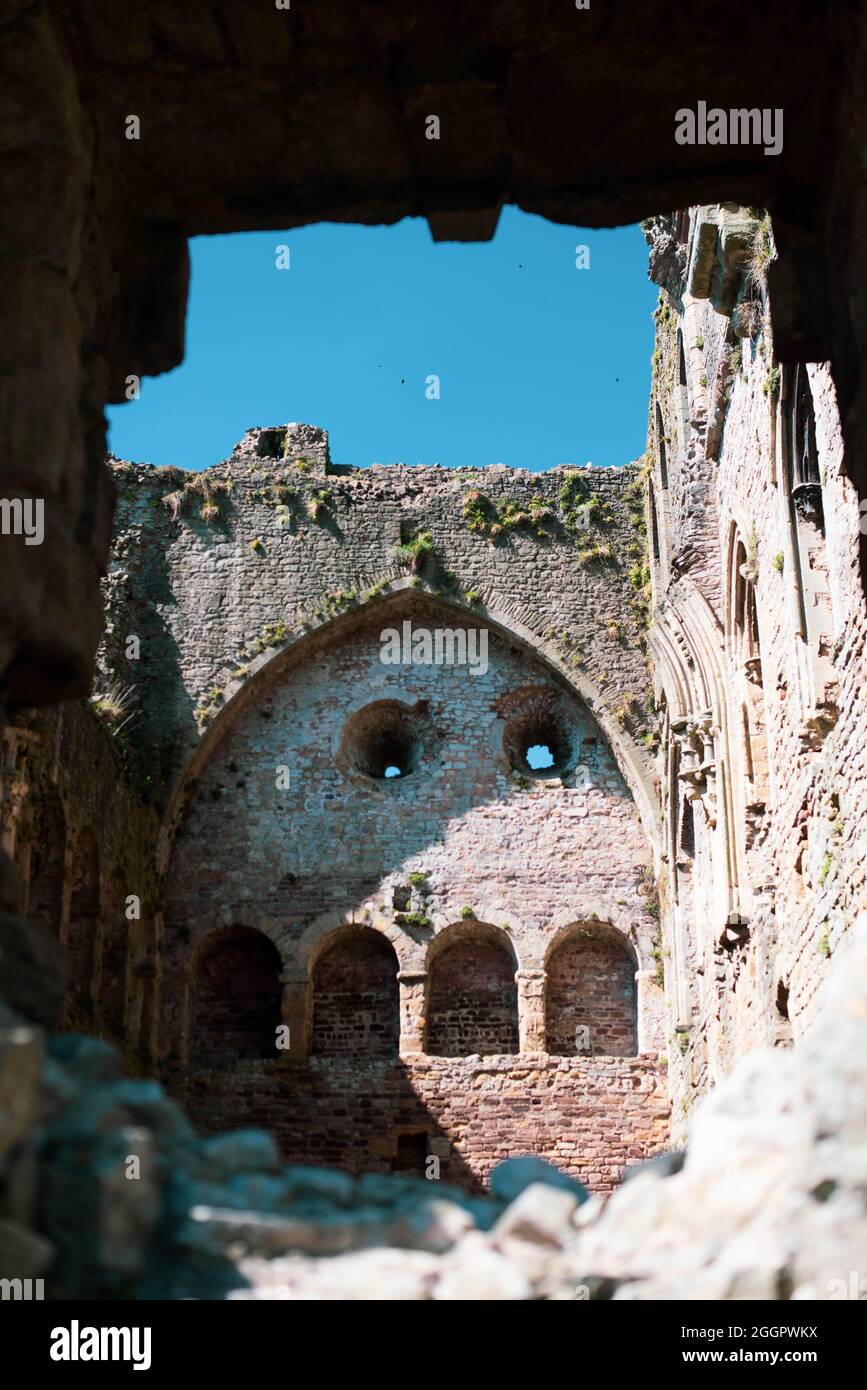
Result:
[160, 600, 666, 1189]
[57, 434, 672, 1191]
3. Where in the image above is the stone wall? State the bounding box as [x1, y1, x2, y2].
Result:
[645, 207, 867, 1133]
[68, 435, 667, 1182]
[0, 702, 160, 1063]
[101, 430, 655, 810]
[183, 1054, 669, 1196]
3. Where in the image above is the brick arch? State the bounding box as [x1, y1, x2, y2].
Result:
[310, 925, 399, 1056]
[190, 925, 282, 1065]
[544, 922, 638, 1057]
[425, 921, 519, 1057]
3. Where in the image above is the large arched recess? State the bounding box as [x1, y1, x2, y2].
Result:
[157, 580, 659, 877]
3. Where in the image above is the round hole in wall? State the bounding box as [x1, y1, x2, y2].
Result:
[501, 687, 578, 780]
[340, 699, 429, 781]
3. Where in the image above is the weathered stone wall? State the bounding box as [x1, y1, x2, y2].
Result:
[183, 1054, 669, 1196]
[645, 207, 867, 1133]
[0, 409, 672, 1199]
[0, 703, 160, 1064]
[101, 430, 654, 809]
[122, 505, 667, 1180]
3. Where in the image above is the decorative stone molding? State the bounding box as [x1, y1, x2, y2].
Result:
[672, 710, 719, 825]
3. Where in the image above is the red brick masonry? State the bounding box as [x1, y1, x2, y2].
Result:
[182, 1053, 670, 1195]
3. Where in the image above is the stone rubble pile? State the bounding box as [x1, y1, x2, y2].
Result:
[1, 922, 866, 1300]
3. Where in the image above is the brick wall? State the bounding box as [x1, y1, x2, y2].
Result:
[426, 938, 519, 1056]
[311, 929, 400, 1056]
[545, 929, 637, 1056]
[181, 1054, 670, 1195]
[191, 926, 283, 1063]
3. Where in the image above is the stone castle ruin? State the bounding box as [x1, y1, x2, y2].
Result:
[3, 198, 867, 1298]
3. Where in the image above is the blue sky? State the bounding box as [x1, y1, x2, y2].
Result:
[107, 209, 657, 473]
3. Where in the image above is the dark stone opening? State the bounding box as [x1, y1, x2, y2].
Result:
[191, 926, 282, 1066]
[340, 699, 429, 780]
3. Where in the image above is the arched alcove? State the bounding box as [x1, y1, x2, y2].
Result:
[731, 529, 770, 823]
[426, 923, 518, 1057]
[649, 476, 661, 562]
[190, 926, 282, 1065]
[780, 363, 836, 731]
[545, 923, 637, 1057]
[311, 926, 399, 1056]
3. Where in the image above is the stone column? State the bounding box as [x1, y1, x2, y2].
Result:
[397, 970, 427, 1055]
[516, 969, 546, 1053]
[278, 973, 311, 1058]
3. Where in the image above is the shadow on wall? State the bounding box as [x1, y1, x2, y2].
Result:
[100, 518, 201, 801]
